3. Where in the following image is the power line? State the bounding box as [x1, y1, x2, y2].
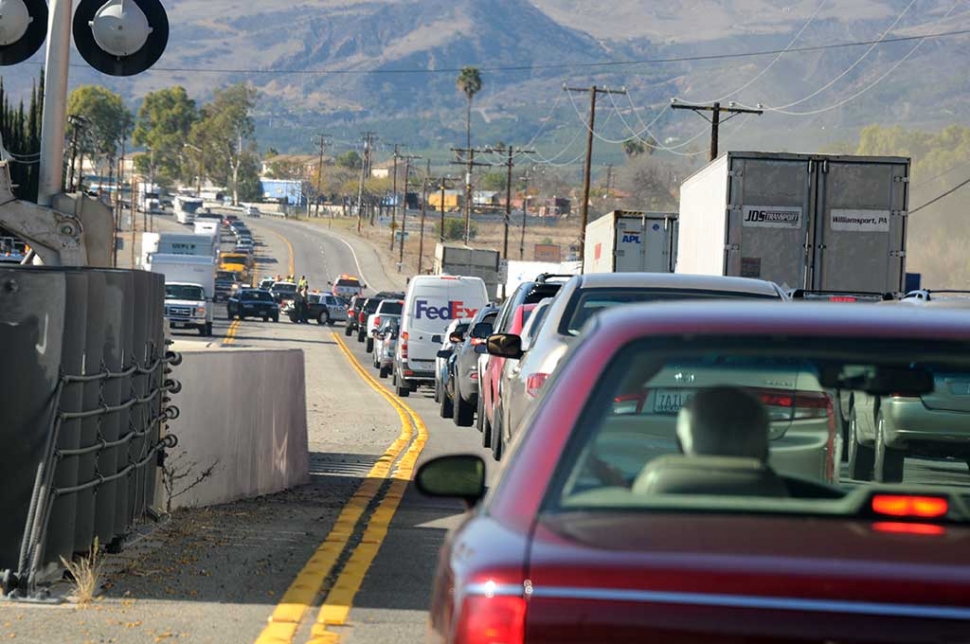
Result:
[25, 27, 970, 76]
[688, 0, 829, 105]
[740, 0, 964, 115]
[564, 84, 627, 270]
[910, 175, 970, 215]
[670, 101, 763, 160]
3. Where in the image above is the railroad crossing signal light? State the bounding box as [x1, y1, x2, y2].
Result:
[73, 0, 168, 76]
[0, 0, 48, 66]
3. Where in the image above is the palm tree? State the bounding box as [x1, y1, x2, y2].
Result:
[456, 67, 483, 150]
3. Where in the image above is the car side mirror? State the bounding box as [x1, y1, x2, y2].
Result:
[449, 333, 464, 343]
[471, 322, 493, 339]
[415, 454, 486, 507]
[432, 335, 443, 344]
[487, 333, 523, 360]
[437, 349, 452, 359]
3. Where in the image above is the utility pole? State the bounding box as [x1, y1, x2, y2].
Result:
[398, 154, 420, 269]
[564, 84, 627, 270]
[389, 145, 400, 249]
[418, 160, 431, 276]
[450, 146, 492, 245]
[482, 145, 535, 260]
[356, 132, 376, 234]
[519, 173, 531, 260]
[393, 152, 421, 255]
[605, 163, 614, 198]
[670, 100, 763, 161]
[315, 133, 330, 218]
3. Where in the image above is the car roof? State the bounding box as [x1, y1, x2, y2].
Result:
[573, 272, 783, 297]
[588, 300, 970, 342]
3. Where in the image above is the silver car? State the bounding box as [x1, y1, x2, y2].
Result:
[491, 273, 788, 461]
[846, 292, 970, 483]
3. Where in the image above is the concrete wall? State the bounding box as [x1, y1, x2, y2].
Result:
[162, 347, 310, 509]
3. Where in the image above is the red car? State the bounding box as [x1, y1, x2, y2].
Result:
[417, 301, 970, 643]
[479, 303, 537, 442]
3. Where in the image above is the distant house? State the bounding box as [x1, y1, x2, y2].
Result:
[370, 159, 395, 179]
[260, 178, 305, 206]
[473, 191, 500, 207]
[537, 197, 572, 217]
[261, 154, 328, 180]
[427, 189, 464, 212]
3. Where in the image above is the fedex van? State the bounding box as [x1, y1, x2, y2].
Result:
[394, 275, 488, 398]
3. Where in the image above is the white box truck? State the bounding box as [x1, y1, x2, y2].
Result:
[154, 232, 218, 259]
[583, 210, 678, 274]
[433, 243, 501, 300]
[193, 219, 221, 246]
[677, 151, 910, 294]
[149, 253, 216, 336]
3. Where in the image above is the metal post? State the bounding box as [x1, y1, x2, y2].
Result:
[37, 0, 73, 207]
[418, 176, 428, 275]
[503, 146, 513, 260]
[390, 145, 399, 250]
[439, 181, 446, 243]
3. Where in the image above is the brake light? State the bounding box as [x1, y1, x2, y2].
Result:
[373, 316, 381, 327]
[401, 331, 409, 340]
[829, 296, 857, 302]
[471, 338, 485, 346]
[401, 342, 408, 358]
[456, 594, 526, 644]
[872, 495, 949, 519]
[873, 522, 946, 536]
[471, 372, 479, 380]
[525, 373, 549, 398]
[359, 312, 366, 323]
[753, 389, 832, 421]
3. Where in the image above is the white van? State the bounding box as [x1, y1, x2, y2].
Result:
[394, 275, 488, 398]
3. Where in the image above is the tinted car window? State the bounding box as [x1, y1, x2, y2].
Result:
[560, 288, 782, 336]
[380, 301, 403, 315]
[242, 290, 273, 301]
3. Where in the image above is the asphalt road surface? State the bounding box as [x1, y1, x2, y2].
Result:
[4, 212, 969, 643]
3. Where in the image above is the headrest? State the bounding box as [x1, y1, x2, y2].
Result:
[633, 455, 789, 498]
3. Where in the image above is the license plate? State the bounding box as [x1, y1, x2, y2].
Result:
[653, 389, 695, 414]
[244, 304, 254, 309]
[172, 322, 185, 328]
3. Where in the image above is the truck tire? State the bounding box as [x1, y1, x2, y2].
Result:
[365, 337, 374, 354]
[204, 322, 213, 337]
[345, 325, 353, 336]
[272, 314, 279, 323]
[874, 411, 905, 484]
[379, 365, 389, 379]
[357, 328, 366, 343]
[439, 384, 454, 418]
[396, 376, 410, 398]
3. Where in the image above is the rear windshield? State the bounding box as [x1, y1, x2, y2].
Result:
[560, 288, 780, 336]
[379, 301, 403, 315]
[336, 278, 360, 287]
[545, 336, 970, 516]
[364, 299, 382, 313]
[273, 283, 297, 294]
[241, 290, 273, 301]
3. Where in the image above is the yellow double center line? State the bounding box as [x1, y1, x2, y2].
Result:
[254, 333, 428, 644]
[223, 319, 241, 345]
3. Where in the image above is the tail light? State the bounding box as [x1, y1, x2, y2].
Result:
[525, 373, 549, 398]
[359, 311, 366, 323]
[872, 495, 948, 519]
[456, 594, 526, 644]
[471, 338, 486, 346]
[471, 372, 479, 380]
[753, 389, 832, 422]
[829, 296, 857, 302]
[373, 316, 381, 328]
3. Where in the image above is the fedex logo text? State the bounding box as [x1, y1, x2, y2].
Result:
[415, 300, 479, 320]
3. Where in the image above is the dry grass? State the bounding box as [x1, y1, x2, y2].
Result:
[304, 213, 582, 277]
[60, 537, 104, 605]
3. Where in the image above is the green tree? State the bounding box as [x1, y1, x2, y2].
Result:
[479, 171, 507, 191]
[195, 83, 259, 205]
[132, 86, 197, 183]
[623, 137, 655, 159]
[68, 85, 132, 189]
[435, 218, 477, 241]
[336, 150, 362, 170]
[456, 67, 483, 151]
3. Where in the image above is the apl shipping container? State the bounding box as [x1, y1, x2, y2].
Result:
[677, 152, 910, 293]
[583, 210, 678, 274]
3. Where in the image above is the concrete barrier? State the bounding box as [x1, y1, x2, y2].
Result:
[161, 347, 309, 510]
